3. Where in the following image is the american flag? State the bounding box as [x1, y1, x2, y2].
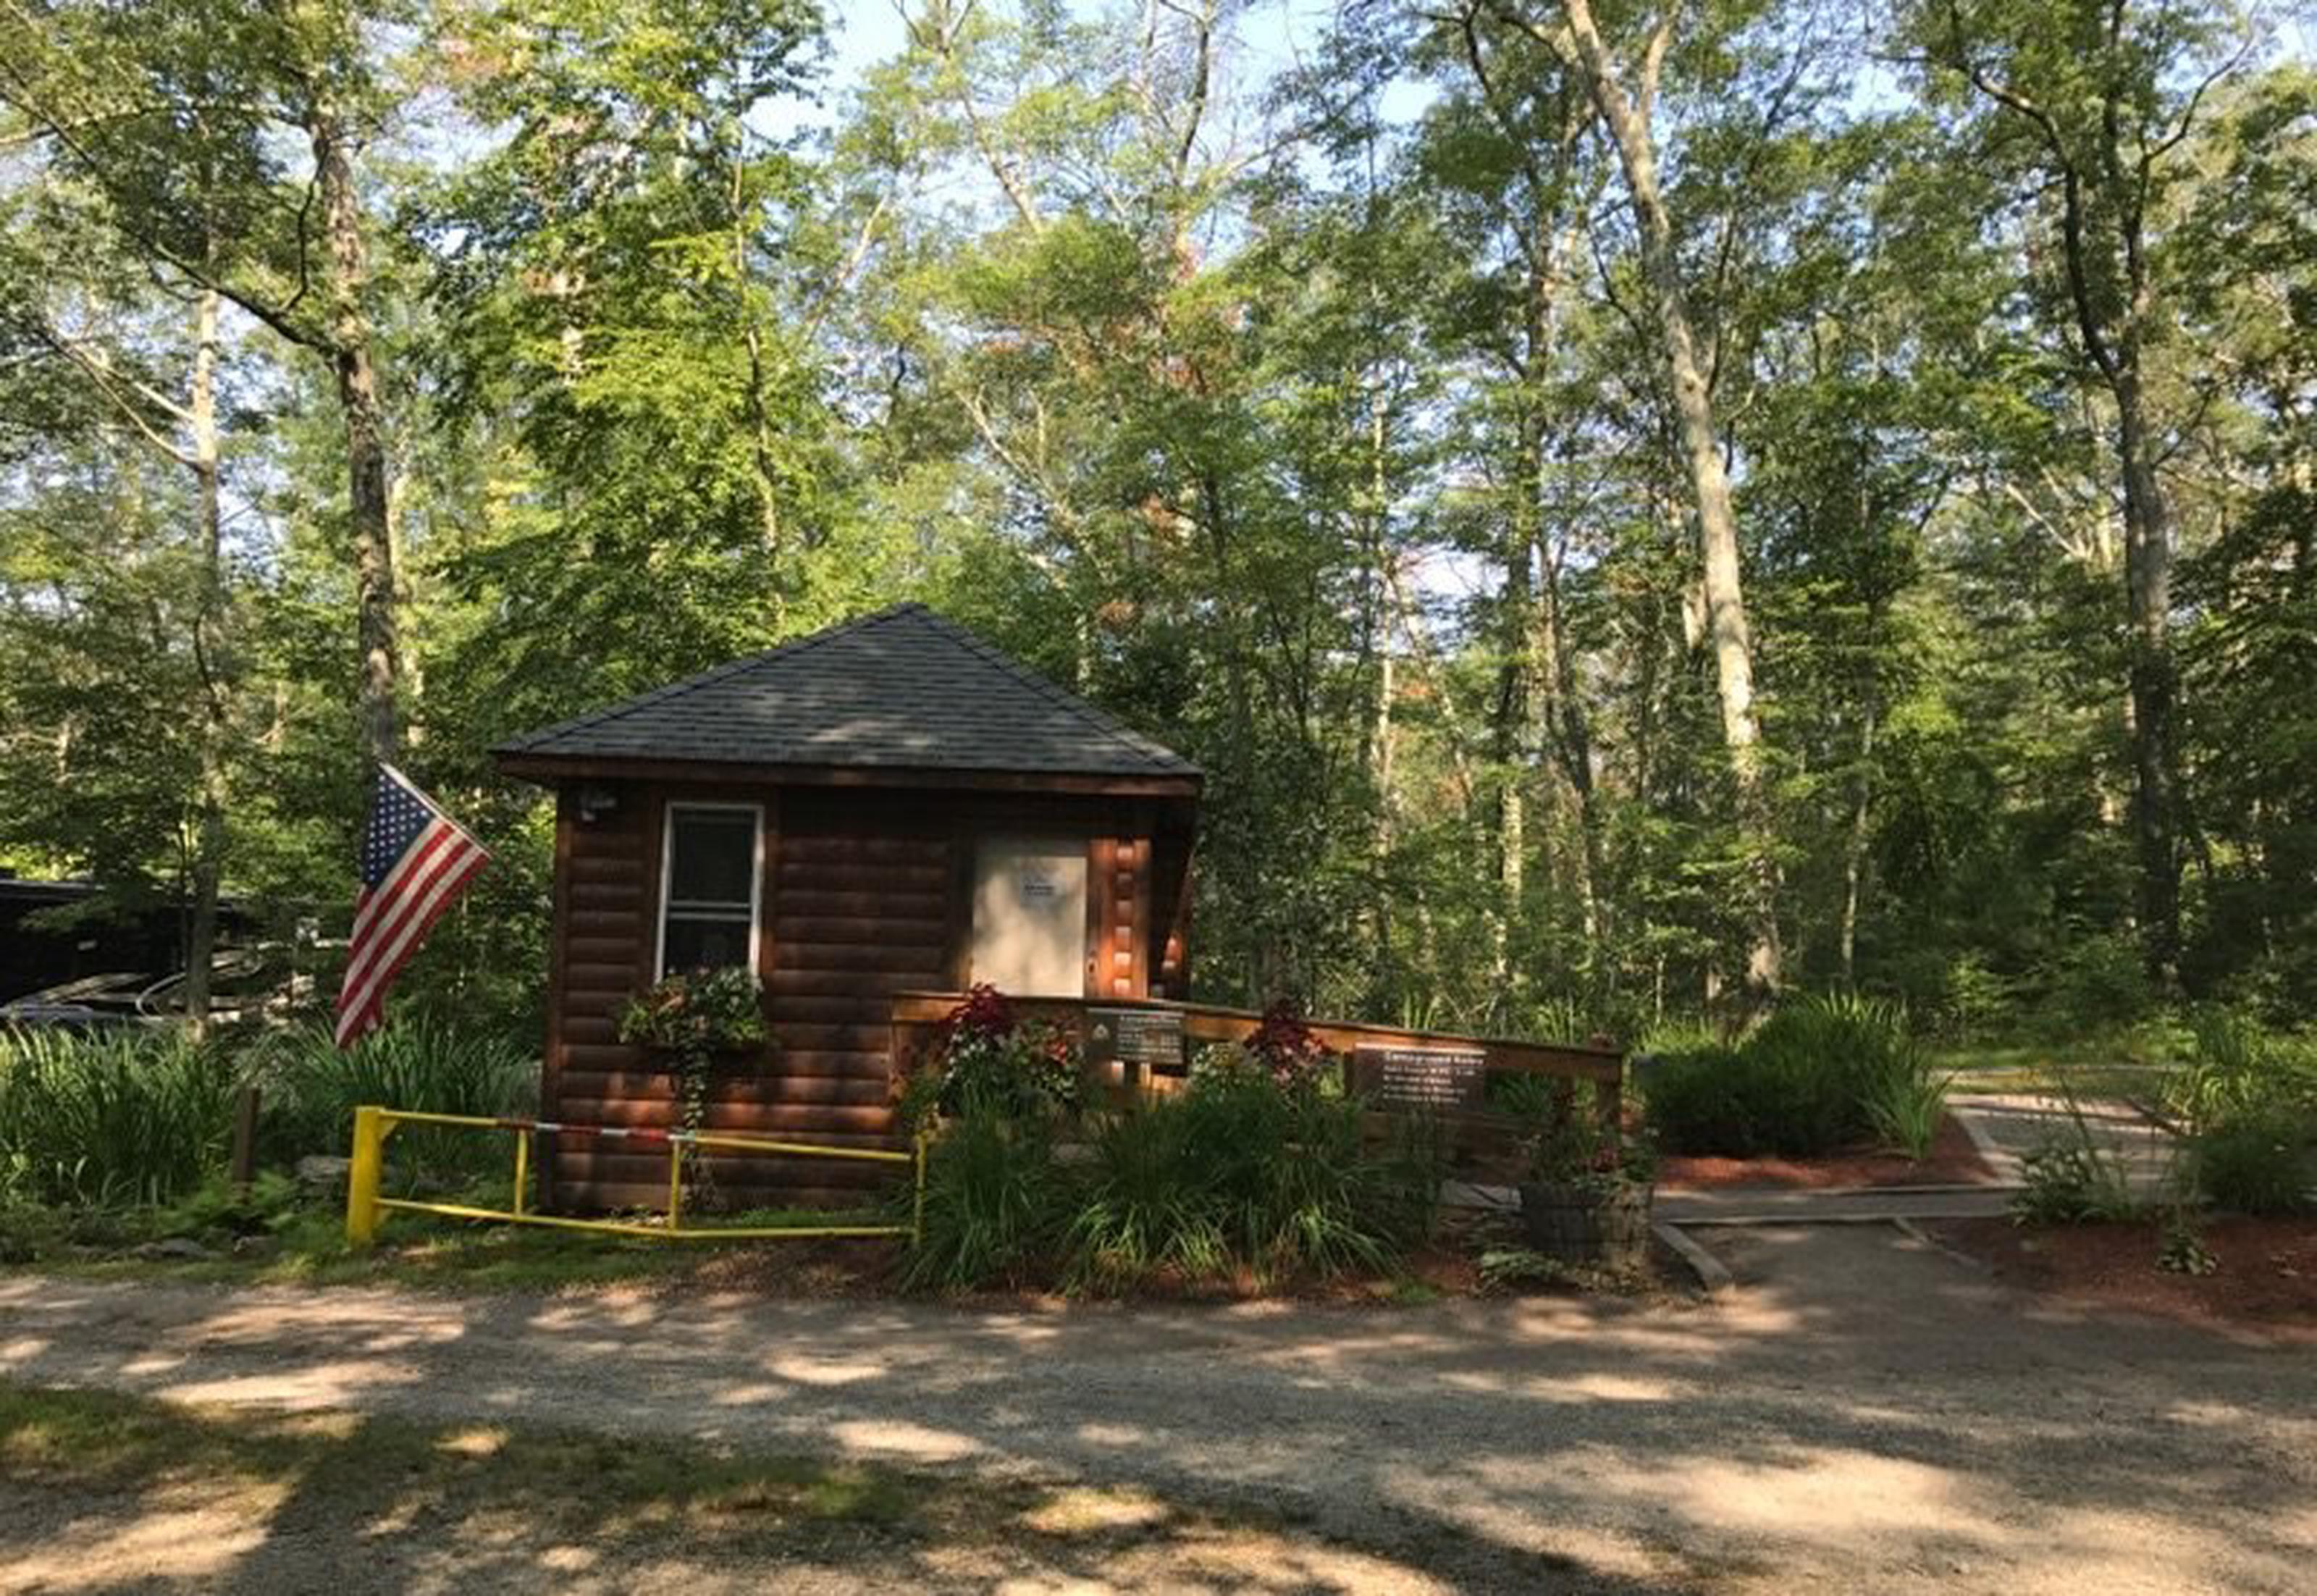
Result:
[335, 764, 490, 1048]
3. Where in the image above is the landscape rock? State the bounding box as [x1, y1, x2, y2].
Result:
[133, 1237, 214, 1261]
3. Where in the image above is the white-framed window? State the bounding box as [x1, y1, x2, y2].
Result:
[655, 802, 762, 978]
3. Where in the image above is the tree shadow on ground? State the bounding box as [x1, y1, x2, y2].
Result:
[1, 1221, 2310, 1592]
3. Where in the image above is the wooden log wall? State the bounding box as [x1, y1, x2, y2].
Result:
[540, 782, 1196, 1213]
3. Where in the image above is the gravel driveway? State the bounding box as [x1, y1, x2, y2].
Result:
[3, 1226, 2311, 1593]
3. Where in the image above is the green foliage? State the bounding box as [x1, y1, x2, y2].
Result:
[0, 1028, 239, 1206]
[2156, 1215, 2218, 1277]
[899, 1109, 1065, 1293]
[2010, 1138, 2141, 1226]
[1863, 1059, 1951, 1162]
[1641, 993, 1938, 1159]
[247, 1020, 536, 1188]
[2190, 1109, 2316, 1217]
[1530, 1110, 1656, 1193]
[615, 969, 769, 1055]
[2, 0, 2314, 1189]
[1061, 1103, 1228, 1291]
[2169, 1009, 2317, 1131]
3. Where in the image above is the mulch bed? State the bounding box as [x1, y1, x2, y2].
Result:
[1655, 1112, 1995, 1192]
[1930, 1214, 2317, 1343]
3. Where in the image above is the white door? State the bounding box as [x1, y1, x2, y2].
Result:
[970, 837, 1088, 996]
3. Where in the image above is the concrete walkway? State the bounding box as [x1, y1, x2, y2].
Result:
[1946, 1090, 2182, 1190]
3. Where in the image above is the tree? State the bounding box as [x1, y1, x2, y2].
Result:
[1914, 0, 2265, 986]
[1478, 0, 1783, 995]
[1, 0, 406, 762]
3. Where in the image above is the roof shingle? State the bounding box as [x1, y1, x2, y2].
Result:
[492, 603, 1200, 783]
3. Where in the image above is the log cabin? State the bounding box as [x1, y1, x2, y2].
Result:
[492, 602, 1202, 1210]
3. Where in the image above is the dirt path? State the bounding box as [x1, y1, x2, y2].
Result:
[4, 1227, 2312, 1593]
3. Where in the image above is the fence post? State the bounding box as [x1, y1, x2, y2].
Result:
[911, 1127, 929, 1248]
[345, 1105, 387, 1247]
[230, 1085, 261, 1197]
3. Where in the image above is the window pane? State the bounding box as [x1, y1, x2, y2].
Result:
[663, 915, 752, 975]
[668, 810, 755, 906]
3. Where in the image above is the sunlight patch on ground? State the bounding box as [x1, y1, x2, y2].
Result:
[9, 1494, 283, 1589]
[1018, 1484, 1172, 1536]
[828, 1416, 984, 1462]
[161, 1359, 421, 1409]
[762, 1353, 886, 1387]
[707, 1382, 789, 1406]
[436, 1425, 510, 1457]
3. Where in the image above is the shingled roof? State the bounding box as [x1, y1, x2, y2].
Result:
[492, 603, 1200, 787]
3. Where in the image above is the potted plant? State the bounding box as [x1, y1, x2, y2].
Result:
[1518, 1114, 1657, 1270]
[617, 968, 770, 1196]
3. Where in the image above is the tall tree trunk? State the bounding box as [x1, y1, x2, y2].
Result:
[2114, 368, 2182, 986]
[183, 286, 227, 1036]
[1840, 706, 1877, 989]
[311, 93, 400, 765]
[1549, 0, 1779, 994]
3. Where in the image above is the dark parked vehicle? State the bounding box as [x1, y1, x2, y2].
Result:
[0, 948, 320, 1031]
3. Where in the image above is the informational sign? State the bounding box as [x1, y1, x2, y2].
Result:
[1085, 1007, 1186, 1071]
[1350, 1044, 1490, 1112]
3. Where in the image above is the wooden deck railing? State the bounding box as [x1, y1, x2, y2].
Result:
[888, 991, 1625, 1142]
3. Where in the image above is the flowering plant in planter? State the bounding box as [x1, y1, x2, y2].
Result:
[616, 968, 769, 1198]
[904, 983, 1079, 1125]
[616, 967, 769, 1059]
[1531, 1113, 1657, 1195]
[1520, 1111, 1657, 1269]
[1244, 997, 1336, 1088]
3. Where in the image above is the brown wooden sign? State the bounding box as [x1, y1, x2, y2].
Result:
[1350, 1044, 1489, 1112]
[1085, 1007, 1186, 1071]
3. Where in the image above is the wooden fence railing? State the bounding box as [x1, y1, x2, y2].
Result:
[888, 991, 1625, 1151]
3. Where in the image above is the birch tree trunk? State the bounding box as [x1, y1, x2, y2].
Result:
[183, 286, 227, 1036]
[1547, 0, 1780, 993]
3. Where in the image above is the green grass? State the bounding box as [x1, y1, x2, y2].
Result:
[4, 1197, 902, 1294]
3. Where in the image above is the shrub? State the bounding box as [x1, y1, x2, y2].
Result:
[2011, 1137, 2140, 1225]
[1636, 1041, 1757, 1154]
[2190, 1106, 2316, 1216]
[0, 1028, 240, 1207]
[249, 1019, 535, 1188]
[1063, 1100, 1227, 1290]
[1059, 1067, 1400, 1293]
[1639, 993, 1936, 1159]
[900, 1107, 1066, 1291]
[2169, 1009, 2317, 1132]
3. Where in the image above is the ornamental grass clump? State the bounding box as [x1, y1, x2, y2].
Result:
[899, 1106, 1067, 1291]
[2171, 1009, 2317, 1216]
[1640, 992, 1939, 1159]
[1064, 1055, 1397, 1293]
[0, 1027, 238, 1207]
[250, 1018, 537, 1189]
